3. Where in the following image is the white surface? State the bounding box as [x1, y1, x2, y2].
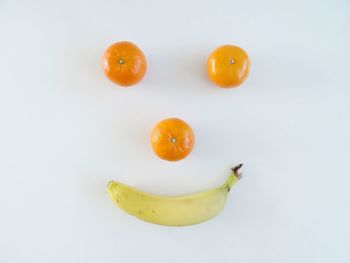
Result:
[0, 0, 349, 262]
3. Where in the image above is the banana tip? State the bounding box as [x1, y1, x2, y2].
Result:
[107, 180, 115, 188]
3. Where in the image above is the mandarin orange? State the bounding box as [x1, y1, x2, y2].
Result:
[150, 118, 195, 161]
[102, 41, 147, 87]
[207, 45, 250, 88]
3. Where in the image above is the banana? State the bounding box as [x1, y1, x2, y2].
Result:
[107, 164, 243, 226]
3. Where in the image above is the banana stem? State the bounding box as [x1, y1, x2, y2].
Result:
[232, 164, 243, 179]
[224, 164, 243, 192]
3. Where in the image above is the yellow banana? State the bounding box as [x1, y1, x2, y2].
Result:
[107, 164, 243, 226]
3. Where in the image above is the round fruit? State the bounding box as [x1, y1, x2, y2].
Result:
[150, 118, 195, 161]
[207, 45, 250, 88]
[102, 41, 147, 87]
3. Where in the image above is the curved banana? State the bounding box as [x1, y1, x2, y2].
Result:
[107, 164, 243, 226]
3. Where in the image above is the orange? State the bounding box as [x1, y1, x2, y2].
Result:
[207, 45, 250, 88]
[150, 118, 195, 161]
[102, 41, 147, 87]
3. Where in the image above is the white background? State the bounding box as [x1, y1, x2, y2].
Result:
[0, 0, 349, 262]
